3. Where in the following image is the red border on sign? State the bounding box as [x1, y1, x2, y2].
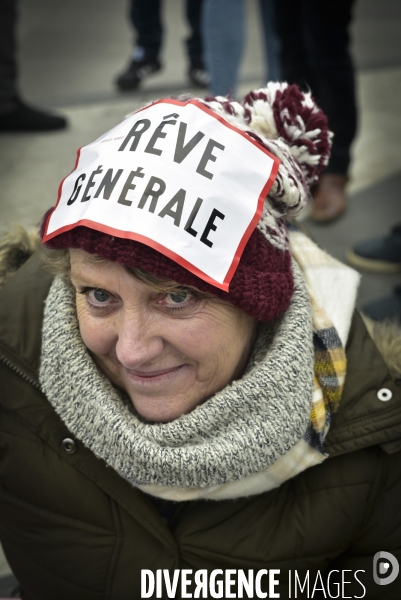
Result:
[43, 217, 234, 290]
[42, 99, 280, 291]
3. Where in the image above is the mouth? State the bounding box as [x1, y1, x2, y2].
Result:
[125, 365, 186, 385]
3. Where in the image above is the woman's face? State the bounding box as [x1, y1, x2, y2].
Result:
[70, 249, 256, 423]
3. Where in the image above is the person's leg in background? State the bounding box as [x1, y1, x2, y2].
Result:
[0, 0, 66, 131]
[347, 224, 401, 322]
[273, 0, 357, 222]
[273, 0, 314, 89]
[202, 0, 246, 97]
[185, 0, 209, 87]
[258, 0, 281, 82]
[115, 0, 163, 91]
[304, 0, 357, 222]
[0, 0, 18, 117]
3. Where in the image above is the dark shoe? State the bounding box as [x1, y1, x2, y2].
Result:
[188, 56, 209, 88]
[310, 174, 348, 223]
[346, 225, 401, 273]
[362, 285, 401, 323]
[115, 54, 162, 91]
[188, 66, 209, 88]
[0, 99, 67, 132]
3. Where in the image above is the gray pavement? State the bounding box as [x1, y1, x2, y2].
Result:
[0, 0, 401, 585]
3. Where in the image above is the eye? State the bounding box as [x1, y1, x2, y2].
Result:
[92, 289, 110, 303]
[167, 291, 191, 304]
[79, 287, 117, 310]
[157, 289, 197, 311]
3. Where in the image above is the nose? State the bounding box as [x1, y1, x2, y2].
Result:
[115, 309, 165, 369]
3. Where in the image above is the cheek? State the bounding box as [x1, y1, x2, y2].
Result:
[179, 309, 254, 381]
[203, 329, 242, 375]
[76, 299, 116, 357]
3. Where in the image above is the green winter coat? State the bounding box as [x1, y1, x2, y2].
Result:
[0, 254, 401, 600]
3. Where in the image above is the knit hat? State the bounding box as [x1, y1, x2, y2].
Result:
[41, 82, 332, 321]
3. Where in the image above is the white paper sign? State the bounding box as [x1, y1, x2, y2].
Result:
[43, 99, 279, 290]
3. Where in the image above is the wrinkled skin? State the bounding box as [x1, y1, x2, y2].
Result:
[70, 249, 256, 423]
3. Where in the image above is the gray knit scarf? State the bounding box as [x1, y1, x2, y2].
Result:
[40, 263, 317, 500]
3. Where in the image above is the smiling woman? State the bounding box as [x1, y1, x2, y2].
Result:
[70, 248, 255, 423]
[0, 83, 401, 600]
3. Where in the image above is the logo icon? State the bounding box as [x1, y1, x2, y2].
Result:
[373, 551, 399, 586]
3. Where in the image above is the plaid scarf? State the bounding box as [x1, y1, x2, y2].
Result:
[290, 227, 359, 454]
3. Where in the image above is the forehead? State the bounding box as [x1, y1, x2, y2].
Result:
[69, 248, 111, 275]
[70, 248, 107, 267]
[69, 248, 189, 294]
[69, 249, 253, 322]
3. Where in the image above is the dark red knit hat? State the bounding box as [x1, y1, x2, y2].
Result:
[42, 83, 331, 322]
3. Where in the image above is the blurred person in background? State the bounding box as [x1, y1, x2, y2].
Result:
[115, 0, 209, 91]
[0, 0, 67, 132]
[202, 0, 281, 97]
[347, 224, 401, 323]
[273, 0, 357, 223]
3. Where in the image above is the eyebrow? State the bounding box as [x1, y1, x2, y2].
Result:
[70, 273, 100, 288]
[80, 254, 108, 266]
[70, 262, 107, 284]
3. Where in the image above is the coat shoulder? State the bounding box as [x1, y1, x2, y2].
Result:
[324, 311, 401, 456]
[363, 314, 401, 381]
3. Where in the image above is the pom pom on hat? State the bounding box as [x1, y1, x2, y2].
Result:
[243, 83, 332, 185]
[203, 82, 332, 223]
[42, 82, 332, 322]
